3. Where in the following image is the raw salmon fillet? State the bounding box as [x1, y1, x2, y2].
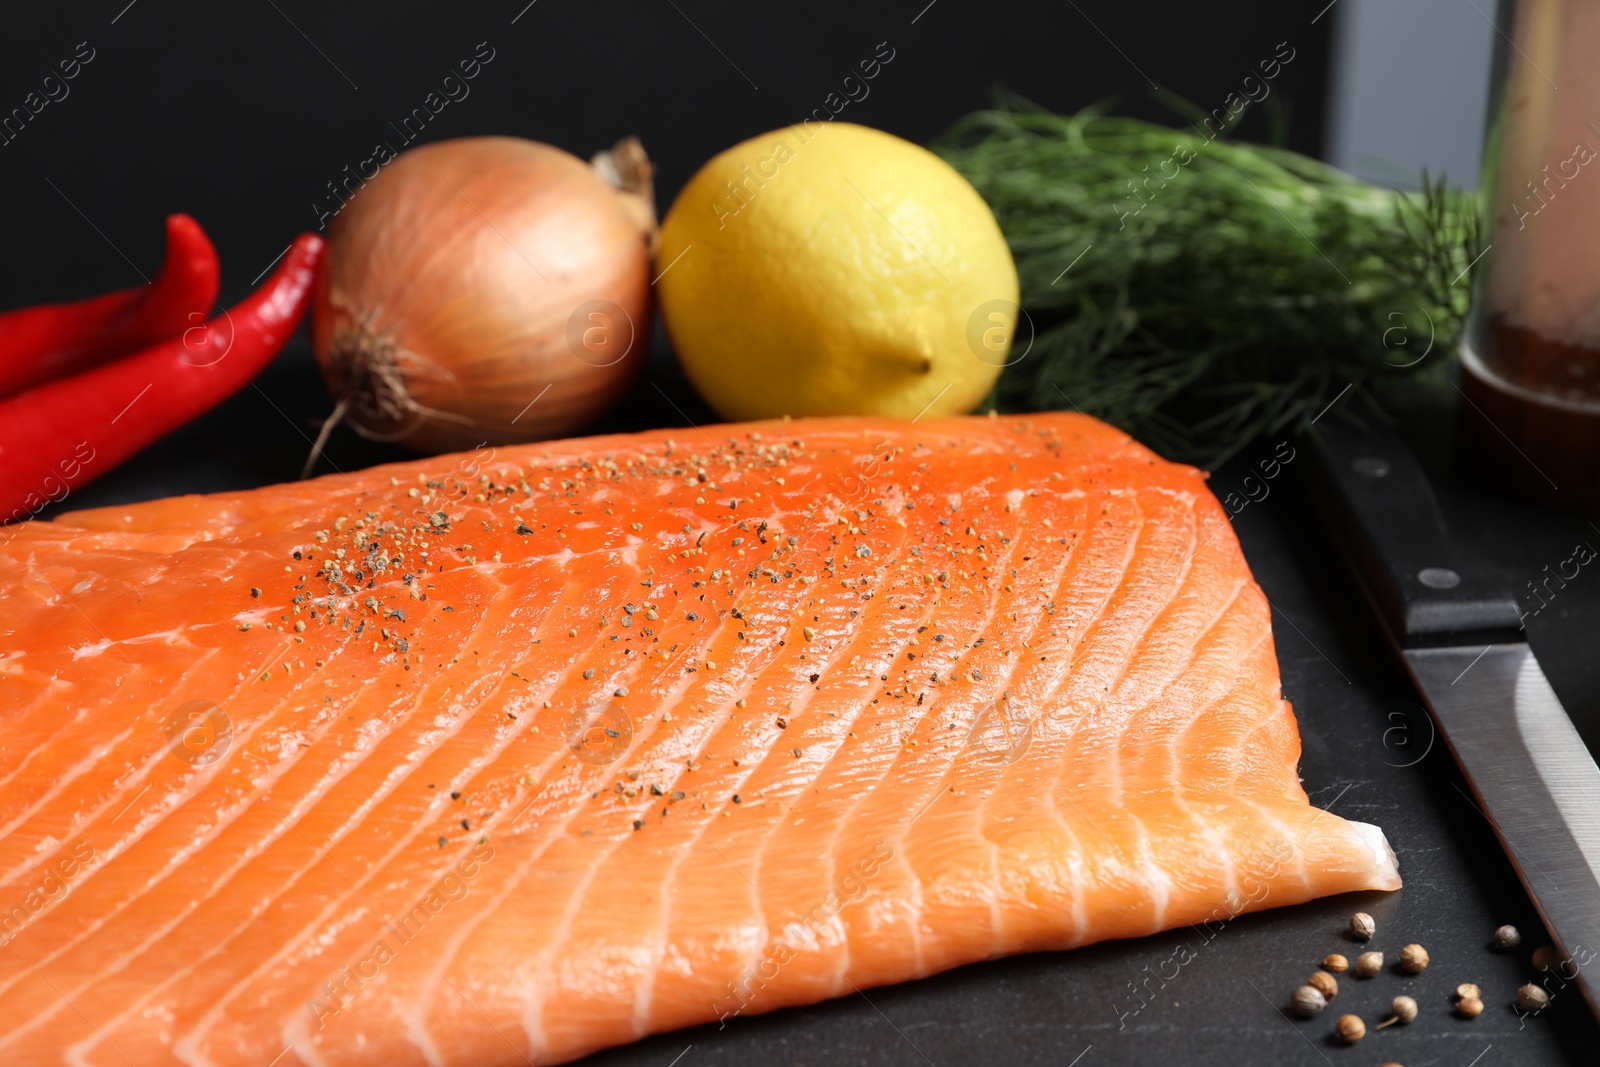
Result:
[0, 412, 1398, 1065]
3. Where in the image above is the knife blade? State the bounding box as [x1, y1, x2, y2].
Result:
[1306, 416, 1600, 1017]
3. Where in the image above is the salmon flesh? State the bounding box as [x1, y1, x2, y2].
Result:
[0, 413, 1398, 1065]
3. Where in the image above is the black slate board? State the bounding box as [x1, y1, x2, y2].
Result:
[43, 337, 1600, 1065]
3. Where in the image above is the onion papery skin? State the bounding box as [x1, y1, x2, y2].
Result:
[311, 136, 652, 454]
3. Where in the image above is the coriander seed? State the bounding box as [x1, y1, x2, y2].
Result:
[1376, 994, 1418, 1029]
[1307, 971, 1338, 1001]
[1291, 984, 1327, 1018]
[1454, 983, 1482, 1003]
[1355, 950, 1384, 978]
[1334, 1013, 1365, 1044]
[1457, 995, 1484, 1018]
[1349, 912, 1376, 941]
[1533, 945, 1566, 974]
[1493, 924, 1522, 950]
[1517, 983, 1552, 1012]
[1321, 953, 1349, 973]
[1398, 943, 1429, 974]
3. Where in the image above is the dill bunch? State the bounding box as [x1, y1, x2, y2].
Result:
[934, 97, 1481, 467]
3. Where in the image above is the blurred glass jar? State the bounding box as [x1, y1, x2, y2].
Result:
[1461, 0, 1600, 511]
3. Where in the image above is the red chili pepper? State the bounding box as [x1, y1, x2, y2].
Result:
[0, 233, 324, 524]
[0, 214, 220, 399]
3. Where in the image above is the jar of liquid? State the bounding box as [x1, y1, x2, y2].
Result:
[1460, 0, 1600, 511]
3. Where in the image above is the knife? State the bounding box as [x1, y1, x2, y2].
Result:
[1306, 416, 1600, 1017]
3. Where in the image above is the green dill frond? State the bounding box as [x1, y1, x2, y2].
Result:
[936, 95, 1483, 467]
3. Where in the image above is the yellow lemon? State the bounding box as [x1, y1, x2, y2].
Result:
[657, 122, 1019, 421]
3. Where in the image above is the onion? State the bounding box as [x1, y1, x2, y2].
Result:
[309, 135, 655, 456]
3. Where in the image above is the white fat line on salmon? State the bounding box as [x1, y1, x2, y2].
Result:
[711, 840, 894, 1027]
[305, 838, 495, 1028]
[441, 975, 537, 1065]
[0, 843, 94, 948]
[32, 571, 153, 685]
[109, 783, 150, 823]
[897, 692, 1039, 833]
[1110, 836, 1297, 1030]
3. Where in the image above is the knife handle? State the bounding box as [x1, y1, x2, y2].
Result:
[1303, 416, 1524, 647]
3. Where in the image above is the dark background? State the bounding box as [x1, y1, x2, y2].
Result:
[0, 0, 1330, 307]
[13, 3, 1600, 1065]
